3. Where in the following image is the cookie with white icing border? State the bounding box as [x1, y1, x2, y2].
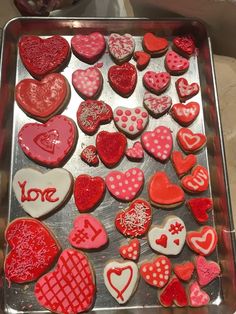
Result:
[108, 33, 135, 64]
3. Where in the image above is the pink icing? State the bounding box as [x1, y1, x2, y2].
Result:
[126, 141, 144, 160]
[165, 50, 189, 73]
[143, 71, 170, 94]
[143, 91, 172, 116]
[108, 33, 135, 61]
[196, 255, 221, 286]
[176, 78, 199, 100]
[189, 281, 210, 307]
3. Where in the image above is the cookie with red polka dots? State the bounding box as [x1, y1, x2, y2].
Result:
[165, 50, 189, 75]
[126, 142, 144, 161]
[119, 239, 140, 261]
[143, 71, 171, 95]
[114, 106, 149, 138]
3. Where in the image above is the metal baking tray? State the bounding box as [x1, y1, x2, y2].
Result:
[0, 17, 236, 314]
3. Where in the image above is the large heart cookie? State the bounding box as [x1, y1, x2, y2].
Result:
[158, 277, 188, 307]
[143, 71, 171, 95]
[186, 197, 213, 223]
[143, 33, 168, 56]
[143, 91, 172, 117]
[4, 218, 60, 283]
[177, 128, 207, 153]
[108, 33, 135, 63]
[171, 102, 200, 126]
[165, 50, 189, 75]
[35, 249, 96, 314]
[189, 281, 210, 307]
[173, 35, 195, 58]
[19, 35, 70, 79]
[195, 255, 221, 286]
[13, 168, 73, 218]
[181, 165, 209, 193]
[18, 115, 77, 167]
[176, 77, 199, 102]
[171, 150, 197, 177]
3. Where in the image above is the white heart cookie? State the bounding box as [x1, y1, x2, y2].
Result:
[13, 168, 73, 218]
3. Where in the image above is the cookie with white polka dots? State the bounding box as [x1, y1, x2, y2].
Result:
[140, 256, 171, 288]
[72, 66, 103, 99]
[105, 168, 144, 202]
[119, 239, 140, 261]
[141, 126, 173, 162]
[114, 106, 149, 138]
[126, 142, 144, 161]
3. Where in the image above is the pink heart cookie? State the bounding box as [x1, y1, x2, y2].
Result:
[108, 33, 135, 63]
[165, 50, 189, 75]
[126, 141, 144, 161]
[176, 77, 199, 102]
[195, 255, 221, 286]
[114, 106, 149, 138]
[18, 115, 77, 168]
[119, 239, 140, 261]
[143, 91, 172, 118]
[141, 126, 173, 162]
[105, 168, 144, 201]
[143, 71, 171, 95]
[72, 66, 103, 99]
[189, 281, 210, 307]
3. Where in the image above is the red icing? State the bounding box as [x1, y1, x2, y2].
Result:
[143, 71, 170, 95]
[165, 50, 189, 74]
[74, 174, 105, 212]
[119, 239, 140, 261]
[177, 127, 207, 153]
[156, 234, 168, 248]
[195, 255, 221, 286]
[176, 78, 199, 102]
[181, 165, 209, 193]
[133, 51, 150, 70]
[173, 261, 194, 281]
[159, 277, 188, 307]
[171, 102, 200, 126]
[4, 218, 60, 283]
[19, 180, 59, 202]
[187, 197, 213, 223]
[143, 33, 168, 55]
[126, 141, 144, 160]
[81, 145, 99, 166]
[173, 36, 195, 57]
[171, 150, 197, 177]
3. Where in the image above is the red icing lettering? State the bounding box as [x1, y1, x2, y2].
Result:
[18, 181, 59, 202]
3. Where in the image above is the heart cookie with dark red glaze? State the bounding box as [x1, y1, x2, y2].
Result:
[173, 35, 195, 58]
[171, 150, 197, 177]
[143, 71, 171, 95]
[186, 197, 213, 223]
[173, 261, 194, 281]
[134, 51, 150, 70]
[176, 78, 199, 102]
[181, 165, 209, 193]
[171, 102, 200, 126]
[143, 33, 169, 56]
[165, 50, 189, 75]
[177, 128, 207, 153]
[158, 277, 188, 307]
[81, 145, 99, 166]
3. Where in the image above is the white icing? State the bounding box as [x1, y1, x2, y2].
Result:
[190, 229, 216, 255]
[143, 92, 172, 114]
[181, 133, 201, 149]
[108, 33, 135, 60]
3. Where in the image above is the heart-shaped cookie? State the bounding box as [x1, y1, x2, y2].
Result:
[104, 260, 139, 304]
[126, 141, 144, 161]
[173, 35, 195, 58]
[105, 168, 144, 201]
[143, 71, 171, 95]
[140, 255, 171, 288]
[74, 174, 105, 212]
[189, 281, 210, 307]
[148, 171, 185, 208]
[181, 165, 209, 193]
[165, 50, 189, 75]
[177, 128, 207, 153]
[96, 131, 127, 168]
[15, 73, 70, 122]
[69, 214, 108, 249]
[35, 249, 96, 314]
[18, 115, 77, 168]
[158, 277, 188, 307]
[72, 66, 103, 99]
[4, 218, 60, 283]
[115, 198, 152, 237]
[81, 145, 99, 166]
[171, 102, 200, 126]
[143, 33, 169, 56]
[176, 78, 199, 102]
[119, 239, 140, 261]
[186, 226, 218, 256]
[171, 150, 197, 177]
[108, 33, 135, 63]
[141, 126, 173, 162]
[108, 62, 137, 97]
[143, 91, 172, 118]
[13, 168, 73, 218]
[71, 32, 106, 64]
[19, 35, 70, 79]
[195, 255, 221, 286]
[114, 106, 149, 138]
[148, 216, 186, 255]
[133, 51, 150, 70]
[173, 261, 194, 281]
[186, 197, 213, 223]
[77, 100, 113, 135]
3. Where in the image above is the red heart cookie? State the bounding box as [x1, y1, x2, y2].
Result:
[69, 214, 108, 249]
[4, 218, 60, 283]
[173, 261, 194, 281]
[81, 145, 99, 166]
[74, 174, 105, 212]
[19, 35, 70, 79]
[126, 141, 144, 161]
[115, 198, 152, 237]
[77, 100, 113, 135]
[108, 62, 137, 97]
[140, 256, 171, 288]
[96, 131, 127, 168]
[133, 51, 150, 70]
[171, 102, 200, 126]
[176, 77, 199, 102]
[165, 50, 189, 75]
[186, 197, 213, 223]
[158, 277, 188, 307]
[108, 33, 135, 63]
[35, 249, 96, 314]
[143, 91, 172, 118]
[18, 115, 77, 167]
[189, 281, 210, 307]
[71, 32, 106, 64]
[15, 73, 70, 122]
[195, 255, 221, 286]
[119, 239, 140, 261]
[143, 71, 171, 95]
[177, 128, 207, 153]
[143, 33, 169, 56]
[173, 35, 195, 58]
[186, 226, 218, 256]
[181, 165, 209, 193]
[171, 150, 197, 177]
[148, 171, 185, 208]
[72, 66, 103, 99]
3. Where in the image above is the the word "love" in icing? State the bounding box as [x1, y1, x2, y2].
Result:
[18, 181, 59, 202]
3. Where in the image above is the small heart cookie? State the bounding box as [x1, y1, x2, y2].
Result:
[189, 281, 210, 307]
[119, 239, 140, 261]
[143, 91, 172, 118]
[173, 35, 195, 58]
[158, 277, 188, 307]
[173, 261, 194, 281]
[133, 51, 150, 70]
[186, 197, 213, 223]
[195, 255, 221, 286]
[81, 145, 99, 166]
[143, 71, 171, 95]
[108, 33, 135, 63]
[126, 141, 144, 161]
[171, 150, 197, 177]
[171, 102, 200, 126]
[177, 128, 207, 153]
[143, 33, 169, 56]
[165, 50, 189, 75]
[181, 165, 209, 193]
[176, 77, 199, 102]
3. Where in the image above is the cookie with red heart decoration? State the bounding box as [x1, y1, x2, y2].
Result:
[173, 35, 195, 58]
[108, 62, 137, 97]
[181, 165, 209, 193]
[143, 91, 172, 118]
[69, 214, 108, 249]
[81, 145, 99, 166]
[72, 66, 103, 99]
[4, 218, 60, 283]
[177, 128, 207, 154]
[18, 115, 77, 168]
[158, 277, 188, 307]
[15, 73, 70, 122]
[105, 168, 144, 201]
[96, 131, 127, 168]
[115, 198, 152, 237]
[186, 197, 213, 223]
[148, 171, 185, 208]
[176, 77, 200, 102]
[133, 51, 150, 70]
[104, 260, 139, 304]
[19, 35, 70, 79]
[141, 126, 173, 162]
[189, 281, 210, 307]
[165, 50, 189, 75]
[170, 102, 200, 126]
[108, 33, 135, 63]
[126, 141, 144, 161]
[143, 71, 171, 95]
[119, 239, 140, 261]
[186, 226, 218, 256]
[71, 32, 106, 64]
[142, 33, 169, 56]
[171, 150, 197, 177]
[77, 100, 113, 135]
[148, 216, 186, 255]
[35, 248, 96, 314]
[195, 255, 221, 286]
[140, 255, 171, 288]
[173, 261, 194, 281]
[114, 106, 149, 138]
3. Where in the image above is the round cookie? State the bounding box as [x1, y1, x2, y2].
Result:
[108, 33, 135, 64]
[142, 33, 169, 56]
